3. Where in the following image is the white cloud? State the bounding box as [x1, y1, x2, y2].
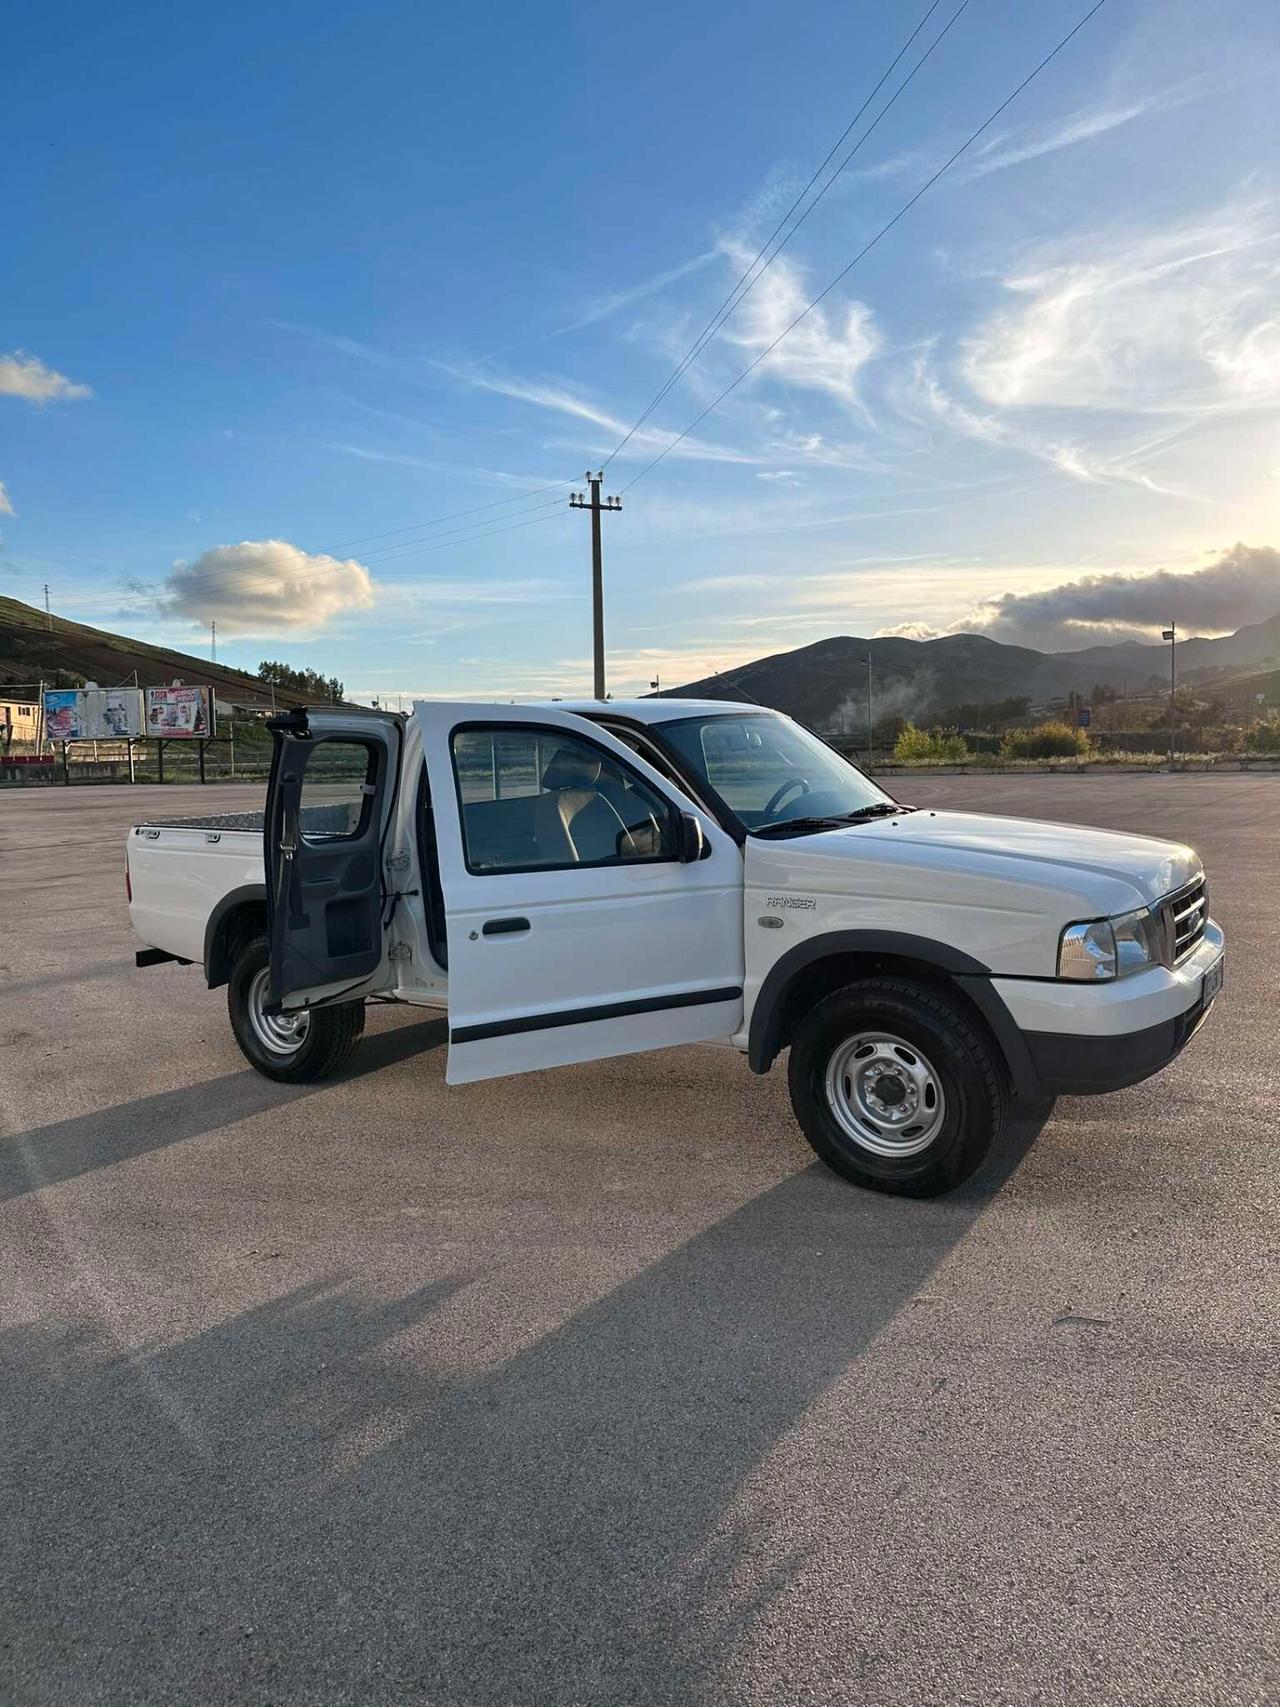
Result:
[908, 361, 1195, 496]
[961, 204, 1280, 413]
[876, 621, 943, 640]
[714, 240, 880, 410]
[0, 352, 92, 404]
[442, 363, 760, 465]
[0, 480, 13, 516]
[959, 86, 1194, 181]
[153, 539, 376, 635]
[971, 542, 1280, 648]
[557, 250, 718, 334]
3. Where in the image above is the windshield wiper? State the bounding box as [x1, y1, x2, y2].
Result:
[752, 803, 913, 836]
[837, 802, 914, 820]
[752, 815, 855, 836]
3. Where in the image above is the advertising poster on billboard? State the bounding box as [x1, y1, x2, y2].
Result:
[42, 688, 146, 741]
[146, 685, 215, 738]
[43, 689, 85, 742]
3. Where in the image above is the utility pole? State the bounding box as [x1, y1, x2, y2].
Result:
[863, 653, 873, 759]
[569, 472, 621, 700]
[210, 620, 217, 663]
[1162, 623, 1176, 769]
[43, 584, 52, 630]
[650, 674, 661, 697]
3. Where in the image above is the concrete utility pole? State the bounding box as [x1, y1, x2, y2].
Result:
[650, 675, 661, 697]
[569, 472, 621, 700]
[1162, 623, 1177, 768]
[210, 620, 217, 663]
[43, 584, 52, 630]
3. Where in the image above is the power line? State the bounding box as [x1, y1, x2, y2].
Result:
[602, 0, 964, 469]
[622, 0, 1112, 494]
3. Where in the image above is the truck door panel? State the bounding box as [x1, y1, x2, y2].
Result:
[413, 703, 745, 1084]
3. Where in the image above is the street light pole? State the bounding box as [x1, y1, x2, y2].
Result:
[1162, 623, 1176, 768]
[864, 653, 873, 761]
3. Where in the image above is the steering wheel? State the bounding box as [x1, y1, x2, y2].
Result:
[763, 776, 811, 816]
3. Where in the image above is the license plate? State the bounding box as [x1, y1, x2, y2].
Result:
[1202, 956, 1224, 1005]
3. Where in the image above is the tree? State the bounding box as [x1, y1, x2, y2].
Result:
[258, 661, 344, 703]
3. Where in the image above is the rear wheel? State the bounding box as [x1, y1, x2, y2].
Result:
[787, 977, 1007, 1197]
[228, 935, 365, 1082]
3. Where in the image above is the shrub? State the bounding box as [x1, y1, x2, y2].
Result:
[1244, 717, 1280, 755]
[893, 723, 970, 764]
[1000, 721, 1090, 760]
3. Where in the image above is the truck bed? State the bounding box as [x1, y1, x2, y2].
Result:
[133, 810, 265, 833]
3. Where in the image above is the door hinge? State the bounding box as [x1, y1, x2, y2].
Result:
[388, 943, 413, 963]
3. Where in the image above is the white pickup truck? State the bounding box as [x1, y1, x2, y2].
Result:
[127, 698, 1224, 1197]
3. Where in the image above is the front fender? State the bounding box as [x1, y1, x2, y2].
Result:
[747, 928, 1041, 1101]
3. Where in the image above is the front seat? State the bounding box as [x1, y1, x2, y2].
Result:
[534, 746, 629, 863]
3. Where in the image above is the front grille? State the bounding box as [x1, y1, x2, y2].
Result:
[1163, 876, 1207, 964]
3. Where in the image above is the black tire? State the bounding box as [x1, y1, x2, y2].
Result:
[787, 977, 1007, 1198]
[227, 935, 365, 1083]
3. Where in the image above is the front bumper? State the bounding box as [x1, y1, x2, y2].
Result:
[992, 922, 1224, 1097]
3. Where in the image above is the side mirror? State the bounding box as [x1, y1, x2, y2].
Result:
[677, 811, 706, 863]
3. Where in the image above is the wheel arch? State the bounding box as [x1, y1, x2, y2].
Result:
[204, 885, 268, 989]
[747, 930, 1041, 1101]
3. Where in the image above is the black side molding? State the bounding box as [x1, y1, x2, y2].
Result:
[451, 984, 742, 1045]
[135, 947, 192, 969]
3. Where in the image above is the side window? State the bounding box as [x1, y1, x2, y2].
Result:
[451, 726, 676, 873]
[298, 738, 376, 842]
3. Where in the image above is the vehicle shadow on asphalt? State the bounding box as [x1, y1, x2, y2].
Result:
[0, 1106, 1047, 1703]
[0, 1015, 448, 1202]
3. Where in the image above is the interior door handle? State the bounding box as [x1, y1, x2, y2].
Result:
[482, 917, 530, 936]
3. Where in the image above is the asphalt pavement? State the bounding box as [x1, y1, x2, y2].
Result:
[1, 775, 1276, 1706]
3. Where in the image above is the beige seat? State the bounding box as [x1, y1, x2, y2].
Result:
[534, 746, 630, 863]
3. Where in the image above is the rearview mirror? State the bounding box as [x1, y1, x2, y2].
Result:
[677, 812, 706, 863]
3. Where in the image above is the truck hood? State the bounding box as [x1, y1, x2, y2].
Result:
[770, 809, 1200, 909]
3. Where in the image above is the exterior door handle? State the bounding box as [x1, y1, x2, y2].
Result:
[482, 917, 530, 936]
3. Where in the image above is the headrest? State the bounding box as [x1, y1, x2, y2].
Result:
[541, 744, 603, 790]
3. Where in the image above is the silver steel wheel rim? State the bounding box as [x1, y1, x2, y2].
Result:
[824, 1030, 946, 1159]
[247, 966, 310, 1056]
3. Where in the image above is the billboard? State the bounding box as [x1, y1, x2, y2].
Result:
[145, 684, 215, 739]
[43, 687, 146, 741]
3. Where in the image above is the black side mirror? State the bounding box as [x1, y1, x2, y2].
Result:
[677, 811, 706, 863]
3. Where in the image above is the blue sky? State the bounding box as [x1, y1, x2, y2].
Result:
[3, 0, 1278, 699]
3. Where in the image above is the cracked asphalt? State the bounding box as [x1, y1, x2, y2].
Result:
[1, 775, 1276, 1706]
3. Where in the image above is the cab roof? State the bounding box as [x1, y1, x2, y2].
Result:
[545, 697, 767, 725]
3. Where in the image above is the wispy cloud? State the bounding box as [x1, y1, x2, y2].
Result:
[961, 201, 1280, 414]
[907, 361, 1197, 497]
[0, 480, 14, 517]
[959, 84, 1195, 180]
[712, 239, 880, 412]
[556, 250, 718, 334]
[0, 352, 92, 404]
[440, 362, 761, 465]
[272, 320, 413, 378]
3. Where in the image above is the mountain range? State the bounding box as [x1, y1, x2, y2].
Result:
[669, 615, 1280, 728]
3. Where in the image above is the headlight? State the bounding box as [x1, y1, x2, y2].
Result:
[1058, 908, 1163, 981]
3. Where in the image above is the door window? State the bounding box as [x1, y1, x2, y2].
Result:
[298, 738, 377, 842]
[450, 725, 676, 873]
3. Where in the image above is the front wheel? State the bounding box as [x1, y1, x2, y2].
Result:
[787, 977, 1007, 1197]
[227, 935, 365, 1082]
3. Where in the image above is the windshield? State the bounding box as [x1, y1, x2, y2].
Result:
[660, 712, 896, 832]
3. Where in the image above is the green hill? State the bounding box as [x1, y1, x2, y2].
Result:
[0, 595, 315, 711]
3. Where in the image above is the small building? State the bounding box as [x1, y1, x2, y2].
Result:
[0, 698, 40, 753]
